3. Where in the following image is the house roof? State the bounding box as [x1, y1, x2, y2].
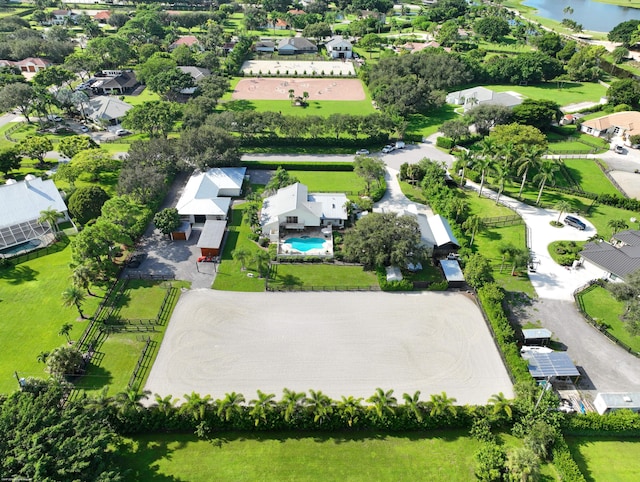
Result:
[178, 66, 211, 82]
[16, 58, 51, 67]
[424, 214, 460, 248]
[0, 176, 67, 230]
[91, 71, 137, 90]
[52, 9, 72, 16]
[275, 19, 289, 28]
[307, 193, 348, 220]
[595, 392, 640, 410]
[197, 220, 227, 249]
[176, 168, 246, 217]
[85, 96, 132, 121]
[277, 37, 317, 51]
[580, 231, 640, 280]
[255, 40, 276, 48]
[522, 328, 553, 340]
[446, 86, 522, 109]
[94, 11, 111, 20]
[326, 36, 352, 49]
[582, 111, 640, 137]
[288, 9, 305, 14]
[170, 36, 200, 48]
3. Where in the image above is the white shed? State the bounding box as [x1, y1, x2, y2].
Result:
[594, 392, 640, 415]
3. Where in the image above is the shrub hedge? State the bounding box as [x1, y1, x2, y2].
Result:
[552, 437, 587, 482]
[376, 268, 414, 291]
[241, 161, 354, 171]
[563, 410, 640, 436]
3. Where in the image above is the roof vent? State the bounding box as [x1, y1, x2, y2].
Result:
[24, 174, 36, 181]
[624, 396, 632, 402]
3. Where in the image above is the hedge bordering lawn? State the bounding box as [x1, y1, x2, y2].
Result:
[563, 410, 640, 437]
[241, 161, 353, 171]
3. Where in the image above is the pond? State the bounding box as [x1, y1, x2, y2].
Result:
[523, 0, 640, 33]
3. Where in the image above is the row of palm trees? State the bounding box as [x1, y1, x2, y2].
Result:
[98, 387, 514, 431]
[458, 138, 559, 205]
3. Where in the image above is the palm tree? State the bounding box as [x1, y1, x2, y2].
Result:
[62, 285, 86, 319]
[429, 392, 457, 417]
[492, 163, 509, 205]
[456, 149, 475, 187]
[367, 388, 397, 420]
[113, 388, 150, 416]
[488, 392, 513, 419]
[533, 160, 560, 205]
[280, 388, 306, 423]
[288, 88, 295, 105]
[36, 351, 49, 364]
[58, 322, 73, 344]
[217, 392, 245, 422]
[608, 218, 629, 235]
[478, 137, 496, 162]
[474, 156, 494, 198]
[231, 248, 251, 271]
[554, 200, 573, 224]
[154, 394, 178, 415]
[252, 250, 271, 278]
[516, 145, 544, 199]
[336, 395, 363, 427]
[182, 392, 213, 422]
[249, 390, 276, 427]
[39, 207, 62, 238]
[506, 447, 540, 482]
[306, 389, 333, 425]
[497, 141, 517, 171]
[71, 263, 96, 296]
[511, 249, 530, 276]
[498, 243, 517, 273]
[462, 215, 485, 247]
[402, 391, 424, 423]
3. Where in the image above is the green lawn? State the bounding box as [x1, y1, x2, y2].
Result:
[561, 159, 619, 196]
[490, 82, 607, 106]
[212, 204, 269, 292]
[578, 285, 640, 353]
[566, 436, 640, 482]
[406, 105, 459, 138]
[478, 38, 534, 54]
[289, 170, 365, 197]
[75, 279, 188, 397]
[268, 264, 378, 290]
[0, 239, 105, 394]
[121, 89, 161, 106]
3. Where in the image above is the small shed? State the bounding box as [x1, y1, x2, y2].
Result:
[522, 328, 552, 346]
[171, 221, 192, 241]
[594, 392, 640, 415]
[524, 351, 580, 383]
[385, 266, 403, 282]
[439, 259, 465, 288]
[197, 220, 226, 257]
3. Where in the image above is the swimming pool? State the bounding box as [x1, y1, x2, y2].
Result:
[284, 237, 326, 252]
[0, 239, 41, 256]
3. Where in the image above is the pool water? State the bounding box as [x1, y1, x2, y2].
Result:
[0, 239, 41, 256]
[284, 237, 326, 252]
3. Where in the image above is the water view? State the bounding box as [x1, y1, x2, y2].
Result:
[523, 0, 640, 32]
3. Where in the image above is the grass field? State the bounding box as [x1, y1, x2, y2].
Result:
[0, 239, 105, 394]
[75, 279, 188, 397]
[288, 170, 365, 197]
[578, 285, 640, 353]
[212, 204, 270, 292]
[561, 159, 620, 196]
[406, 106, 459, 138]
[268, 264, 378, 290]
[566, 436, 640, 482]
[118, 430, 558, 481]
[490, 82, 607, 106]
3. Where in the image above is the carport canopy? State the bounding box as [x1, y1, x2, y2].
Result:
[522, 328, 552, 344]
[197, 220, 226, 250]
[440, 259, 465, 282]
[526, 352, 580, 379]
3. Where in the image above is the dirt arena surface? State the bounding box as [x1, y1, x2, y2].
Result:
[145, 290, 513, 405]
[232, 77, 366, 101]
[241, 59, 356, 77]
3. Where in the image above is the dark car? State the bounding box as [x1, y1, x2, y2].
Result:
[564, 215, 586, 230]
[127, 253, 147, 268]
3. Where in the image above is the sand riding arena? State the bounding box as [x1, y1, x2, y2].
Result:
[233, 77, 366, 102]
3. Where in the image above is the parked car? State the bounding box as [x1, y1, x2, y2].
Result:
[564, 215, 586, 230]
[381, 145, 395, 154]
[520, 346, 553, 355]
[355, 149, 369, 155]
[115, 128, 130, 136]
[47, 115, 63, 122]
[614, 144, 625, 154]
[80, 125, 89, 133]
[395, 141, 406, 149]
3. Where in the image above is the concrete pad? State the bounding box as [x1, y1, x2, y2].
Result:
[145, 290, 513, 405]
[609, 170, 640, 199]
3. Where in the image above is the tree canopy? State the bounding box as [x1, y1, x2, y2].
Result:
[67, 185, 110, 225]
[343, 212, 424, 269]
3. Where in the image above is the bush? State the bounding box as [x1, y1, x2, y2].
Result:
[376, 268, 414, 291]
[427, 280, 449, 291]
[436, 136, 454, 149]
[259, 237, 270, 248]
[552, 437, 587, 481]
[248, 232, 259, 242]
[563, 409, 640, 436]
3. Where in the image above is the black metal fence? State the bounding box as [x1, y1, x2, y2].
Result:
[481, 215, 523, 227]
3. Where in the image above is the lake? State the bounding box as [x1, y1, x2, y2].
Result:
[523, 0, 640, 33]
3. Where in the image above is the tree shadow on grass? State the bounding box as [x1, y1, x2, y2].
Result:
[563, 436, 597, 482]
[223, 100, 256, 112]
[0, 264, 38, 284]
[273, 273, 302, 288]
[74, 363, 113, 391]
[116, 437, 183, 482]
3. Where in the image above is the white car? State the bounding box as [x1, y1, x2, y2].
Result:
[115, 128, 130, 136]
[520, 346, 553, 355]
[381, 145, 395, 154]
[355, 149, 369, 155]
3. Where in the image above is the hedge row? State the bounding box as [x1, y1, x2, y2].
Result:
[241, 161, 353, 171]
[239, 135, 390, 149]
[477, 284, 532, 385]
[552, 437, 587, 482]
[563, 410, 640, 436]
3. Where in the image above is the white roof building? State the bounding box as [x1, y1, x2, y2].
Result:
[0, 176, 68, 250]
[84, 96, 132, 125]
[260, 183, 348, 239]
[176, 167, 246, 224]
[594, 392, 640, 415]
[446, 86, 523, 112]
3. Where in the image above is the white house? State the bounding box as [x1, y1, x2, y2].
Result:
[580, 111, 640, 144]
[325, 36, 353, 59]
[260, 183, 347, 240]
[84, 96, 132, 125]
[0, 176, 69, 251]
[446, 86, 523, 112]
[176, 167, 246, 224]
[594, 392, 640, 415]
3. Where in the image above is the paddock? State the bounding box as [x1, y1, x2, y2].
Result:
[240, 59, 356, 77]
[232, 77, 366, 102]
[144, 290, 513, 405]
